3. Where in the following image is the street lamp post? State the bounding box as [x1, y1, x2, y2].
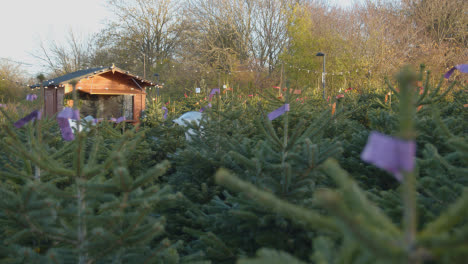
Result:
[316, 52, 326, 100]
[154, 73, 160, 98]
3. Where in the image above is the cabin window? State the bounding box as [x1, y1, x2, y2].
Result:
[77, 93, 134, 120]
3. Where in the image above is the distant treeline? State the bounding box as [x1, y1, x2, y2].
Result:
[1, 0, 467, 101]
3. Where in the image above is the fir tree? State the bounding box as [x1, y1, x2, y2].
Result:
[0, 112, 183, 263]
[166, 81, 343, 262]
[215, 66, 468, 263]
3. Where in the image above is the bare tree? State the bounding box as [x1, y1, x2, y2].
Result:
[180, 0, 253, 73]
[97, 0, 181, 77]
[33, 29, 93, 76]
[250, 0, 291, 73]
[402, 0, 468, 47]
[0, 59, 29, 101]
[350, 0, 467, 78]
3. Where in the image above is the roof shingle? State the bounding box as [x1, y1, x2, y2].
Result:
[30, 67, 106, 88]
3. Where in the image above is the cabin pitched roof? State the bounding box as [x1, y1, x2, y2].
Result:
[30, 66, 154, 88]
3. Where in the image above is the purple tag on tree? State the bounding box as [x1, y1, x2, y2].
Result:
[0, 103, 5, 108]
[93, 118, 103, 125]
[162, 106, 168, 119]
[57, 118, 74, 141]
[444, 64, 468, 79]
[116, 116, 126, 123]
[361, 131, 416, 181]
[14, 110, 42, 128]
[57, 107, 80, 120]
[57, 107, 80, 141]
[268, 104, 290, 120]
[199, 103, 212, 113]
[208, 88, 220, 101]
[26, 94, 38, 101]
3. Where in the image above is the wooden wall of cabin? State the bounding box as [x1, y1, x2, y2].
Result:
[60, 71, 148, 122]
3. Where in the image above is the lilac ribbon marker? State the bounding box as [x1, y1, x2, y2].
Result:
[14, 110, 42, 128]
[268, 104, 290, 121]
[116, 116, 126, 123]
[162, 106, 168, 119]
[57, 107, 80, 141]
[361, 131, 416, 182]
[26, 94, 38, 101]
[110, 117, 117, 122]
[92, 118, 103, 125]
[208, 88, 220, 101]
[0, 103, 5, 108]
[444, 64, 468, 79]
[199, 103, 212, 113]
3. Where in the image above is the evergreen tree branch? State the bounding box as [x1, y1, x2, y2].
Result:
[215, 168, 338, 233]
[385, 77, 399, 97]
[296, 109, 330, 145]
[260, 114, 283, 148]
[418, 224, 468, 250]
[418, 189, 468, 239]
[319, 159, 401, 236]
[3, 135, 74, 177]
[416, 68, 430, 104]
[315, 188, 405, 259]
[397, 67, 418, 256]
[20, 208, 77, 246]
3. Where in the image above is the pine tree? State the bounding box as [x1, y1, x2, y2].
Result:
[215, 66, 468, 263]
[0, 113, 183, 263]
[163, 98, 262, 263]
[164, 80, 344, 262]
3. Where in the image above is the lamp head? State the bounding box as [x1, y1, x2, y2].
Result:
[316, 52, 325, 56]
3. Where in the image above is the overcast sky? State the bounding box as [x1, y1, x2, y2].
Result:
[0, 0, 357, 77]
[0, 0, 110, 75]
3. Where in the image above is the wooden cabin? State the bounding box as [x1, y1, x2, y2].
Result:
[31, 65, 154, 123]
